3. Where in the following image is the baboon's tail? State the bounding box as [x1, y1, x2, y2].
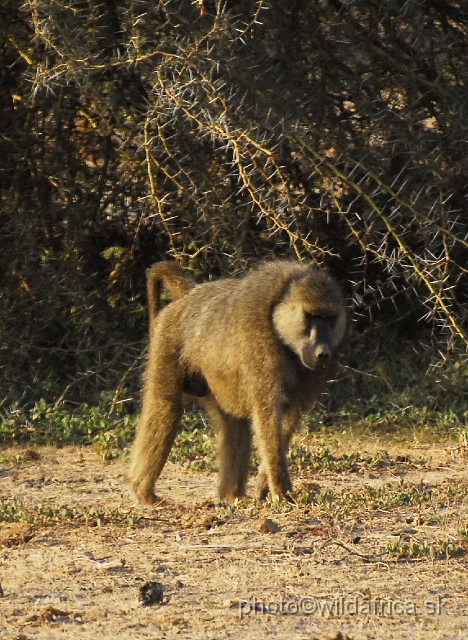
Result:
[147, 262, 194, 330]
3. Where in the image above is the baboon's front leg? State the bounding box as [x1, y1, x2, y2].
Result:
[255, 407, 300, 501]
[205, 400, 252, 502]
[252, 409, 292, 502]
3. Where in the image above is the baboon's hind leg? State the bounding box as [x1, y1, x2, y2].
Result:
[128, 347, 184, 505]
[128, 399, 183, 505]
[209, 403, 252, 502]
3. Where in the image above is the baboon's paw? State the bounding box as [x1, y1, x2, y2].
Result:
[136, 491, 159, 506]
[256, 482, 295, 504]
[124, 475, 158, 506]
[267, 490, 295, 504]
[255, 477, 269, 502]
[218, 491, 248, 505]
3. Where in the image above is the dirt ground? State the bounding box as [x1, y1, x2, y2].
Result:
[1, 437, 468, 640]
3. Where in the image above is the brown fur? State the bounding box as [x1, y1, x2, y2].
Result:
[128, 260, 348, 504]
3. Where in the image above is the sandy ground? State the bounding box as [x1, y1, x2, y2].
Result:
[0, 439, 468, 639]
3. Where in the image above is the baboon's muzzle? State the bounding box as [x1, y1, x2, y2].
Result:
[301, 320, 333, 370]
[301, 341, 331, 369]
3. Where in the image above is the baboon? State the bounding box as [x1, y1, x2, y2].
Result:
[127, 260, 348, 504]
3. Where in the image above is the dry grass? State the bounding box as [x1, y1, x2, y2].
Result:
[0, 437, 467, 639]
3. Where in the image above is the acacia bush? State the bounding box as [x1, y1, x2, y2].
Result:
[1, 0, 467, 407]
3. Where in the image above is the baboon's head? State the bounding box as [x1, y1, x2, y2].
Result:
[272, 270, 347, 371]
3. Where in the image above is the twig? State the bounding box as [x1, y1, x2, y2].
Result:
[180, 542, 263, 551]
[320, 539, 388, 562]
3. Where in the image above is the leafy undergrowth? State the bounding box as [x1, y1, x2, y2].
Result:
[292, 478, 468, 517]
[0, 399, 136, 457]
[385, 539, 466, 561]
[1, 401, 467, 472]
[0, 496, 138, 528]
[287, 443, 426, 474]
[1, 340, 467, 466]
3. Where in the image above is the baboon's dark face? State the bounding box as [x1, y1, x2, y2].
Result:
[272, 275, 346, 371]
[301, 313, 339, 370]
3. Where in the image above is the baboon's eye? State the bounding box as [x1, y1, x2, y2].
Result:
[304, 312, 338, 326]
[305, 312, 333, 321]
[304, 312, 319, 329]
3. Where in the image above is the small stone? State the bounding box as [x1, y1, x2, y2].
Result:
[259, 518, 281, 533]
[139, 581, 164, 606]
